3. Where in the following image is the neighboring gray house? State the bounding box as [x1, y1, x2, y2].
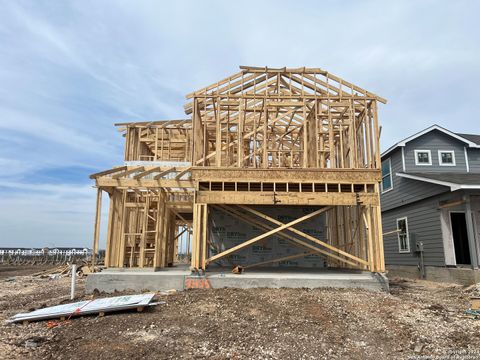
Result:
[380, 125, 480, 284]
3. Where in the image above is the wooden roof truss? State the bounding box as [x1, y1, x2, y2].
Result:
[187, 66, 384, 169]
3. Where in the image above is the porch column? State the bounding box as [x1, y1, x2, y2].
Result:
[92, 188, 102, 267]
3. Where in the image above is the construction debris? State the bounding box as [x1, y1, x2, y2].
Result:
[470, 296, 480, 310]
[31, 262, 102, 279]
[232, 265, 244, 274]
[465, 309, 480, 319]
[157, 289, 177, 296]
[7, 293, 159, 324]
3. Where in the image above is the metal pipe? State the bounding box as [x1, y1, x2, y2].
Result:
[70, 264, 77, 300]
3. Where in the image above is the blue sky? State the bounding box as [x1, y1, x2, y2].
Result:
[0, 0, 479, 248]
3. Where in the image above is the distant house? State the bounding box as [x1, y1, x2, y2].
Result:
[48, 247, 92, 256]
[380, 125, 480, 284]
[0, 248, 30, 256]
[0, 247, 92, 257]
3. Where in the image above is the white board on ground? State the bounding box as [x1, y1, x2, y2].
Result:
[8, 293, 156, 323]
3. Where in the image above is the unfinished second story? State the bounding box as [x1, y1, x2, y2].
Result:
[380, 125, 480, 211]
[114, 66, 386, 172]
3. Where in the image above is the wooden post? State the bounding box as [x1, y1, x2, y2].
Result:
[118, 190, 127, 267]
[153, 192, 165, 268]
[237, 99, 244, 167]
[92, 188, 102, 268]
[215, 103, 222, 166]
[104, 192, 114, 267]
[191, 203, 200, 270]
[201, 204, 208, 270]
[193, 99, 205, 165]
[160, 207, 170, 267]
[139, 196, 149, 268]
[262, 106, 268, 168]
[374, 205, 385, 272]
[364, 207, 375, 272]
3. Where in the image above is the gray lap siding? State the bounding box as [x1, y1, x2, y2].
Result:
[468, 148, 480, 173]
[381, 148, 449, 212]
[382, 197, 446, 266]
[404, 130, 468, 173]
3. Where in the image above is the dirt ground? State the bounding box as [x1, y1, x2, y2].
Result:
[1, 265, 480, 359]
[0, 265, 56, 279]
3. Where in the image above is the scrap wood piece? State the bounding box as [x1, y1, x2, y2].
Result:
[470, 297, 480, 310]
[32, 265, 70, 277]
[8, 293, 158, 324]
[232, 265, 244, 274]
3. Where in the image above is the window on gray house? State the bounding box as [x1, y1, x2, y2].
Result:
[439, 150, 455, 166]
[397, 217, 410, 253]
[381, 158, 392, 193]
[414, 150, 432, 165]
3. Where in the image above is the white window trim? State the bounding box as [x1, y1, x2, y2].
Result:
[464, 147, 470, 172]
[381, 158, 393, 194]
[448, 211, 467, 266]
[438, 150, 456, 166]
[414, 149, 432, 166]
[397, 217, 410, 253]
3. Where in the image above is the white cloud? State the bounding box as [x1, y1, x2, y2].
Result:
[0, 182, 107, 248]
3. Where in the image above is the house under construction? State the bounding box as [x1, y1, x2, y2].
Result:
[89, 66, 387, 285]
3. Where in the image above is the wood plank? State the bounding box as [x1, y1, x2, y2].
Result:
[95, 178, 194, 188]
[191, 168, 381, 182]
[111, 167, 144, 179]
[92, 189, 102, 267]
[133, 167, 161, 179]
[196, 191, 379, 206]
[175, 167, 192, 180]
[89, 166, 127, 179]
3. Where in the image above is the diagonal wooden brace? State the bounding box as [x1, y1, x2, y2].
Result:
[206, 206, 330, 264]
[238, 205, 369, 267]
[214, 205, 362, 269]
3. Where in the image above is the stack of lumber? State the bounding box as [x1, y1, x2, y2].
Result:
[32, 265, 70, 278]
[31, 262, 103, 278]
[77, 264, 104, 276]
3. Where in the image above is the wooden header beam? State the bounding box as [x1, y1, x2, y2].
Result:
[191, 168, 381, 183]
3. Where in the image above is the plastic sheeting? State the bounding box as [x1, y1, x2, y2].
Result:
[210, 206, 327, 268]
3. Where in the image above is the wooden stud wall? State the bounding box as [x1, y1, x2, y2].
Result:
[120, 120, 192, 162]
[101, 188, 192, 269]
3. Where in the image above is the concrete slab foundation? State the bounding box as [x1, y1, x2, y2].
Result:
[387, 265, 480, 285]
[86, 266, 389, 293]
